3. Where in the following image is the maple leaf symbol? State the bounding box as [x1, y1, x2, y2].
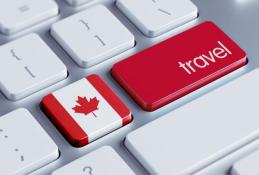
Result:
[72, 96, 100, 118]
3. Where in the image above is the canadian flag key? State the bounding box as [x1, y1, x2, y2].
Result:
[41, 75, 132, 147]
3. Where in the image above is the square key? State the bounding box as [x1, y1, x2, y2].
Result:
[51, 5, 135, 68]
[0, 108, 59, 175]
[116, 0, 198, 37]
[0, 34, 67, 101]
[41, 75, 132, 147]
[0, 0, 58, 35]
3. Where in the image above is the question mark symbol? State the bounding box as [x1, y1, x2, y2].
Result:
[83, 166, 93, 175]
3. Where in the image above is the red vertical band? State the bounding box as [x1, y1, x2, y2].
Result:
[41, 94, 88, 147]
[87, 75, 132, 126]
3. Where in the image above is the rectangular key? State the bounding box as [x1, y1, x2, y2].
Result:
[112, 21, 247, 111]
[0, 0, 58, 35]
[51, 5, 135, 68]
[52, 146, 135, 175]
[0, 34, 67, 100]
[124, 69, 259, 175]
[116, 0, 198, 37]
[0, 108, 59, 175]
[42, 75, 132, 147]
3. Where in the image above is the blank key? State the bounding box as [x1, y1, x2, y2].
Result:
[125, 69, 259, 174]
[231, 149, 259, 175]
[0, 34, 67, 100]
[51, 5, 135, 68]
[116, 0, 198, 37]
[0, 0, 59, 35]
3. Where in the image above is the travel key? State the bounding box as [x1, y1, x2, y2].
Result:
[112, 21, 247, 111]
[42, 75, 132, 147]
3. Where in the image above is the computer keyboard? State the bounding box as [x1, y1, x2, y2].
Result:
[0, 0, 258, 175]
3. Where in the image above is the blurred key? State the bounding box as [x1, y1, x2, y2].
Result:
[65, 0, 92, 6]
[0, 0, 58, 35]
[52, 146, 135, 175]
[116, 0, 198, 37]
[231, 149, 259, 175]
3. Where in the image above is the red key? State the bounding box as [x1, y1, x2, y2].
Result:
[112, 21, 247, 111]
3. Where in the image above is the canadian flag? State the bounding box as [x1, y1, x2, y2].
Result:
[41, 75, 132, 147]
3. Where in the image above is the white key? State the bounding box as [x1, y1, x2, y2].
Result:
[0, 34, 67, 100]
[65, 0, 91, 6]
[125, 69, 259, 175]
[0, 0, 59, 35]
[52, 146, 135, 175]
[116, 0, 198, 37]
[231, 148, 259, 175]
[0, 108, 59, 175]
[195, 139, 259, 175]
[51, 5, 135, 68]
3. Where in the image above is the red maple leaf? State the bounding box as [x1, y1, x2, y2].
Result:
[72, 96, 100, 117]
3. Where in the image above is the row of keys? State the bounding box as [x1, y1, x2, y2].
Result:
[0, 0, 198, 39]
[0, 109, 134, 174]
[4, 69, 259, 174]
[0, 2, 199, 101]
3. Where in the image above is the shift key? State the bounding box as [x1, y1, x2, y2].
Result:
[112, 21, 247, 111]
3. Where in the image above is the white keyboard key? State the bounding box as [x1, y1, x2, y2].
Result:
[125, 69, 259, 175]
[116, 0, 198, 37]
[52, 146, 135, 175]
[231, 149, 259, 175]
[0, 34, 67, 100]
[0, 0, 59, 35]
[51, 5, 135, 68]
[65, 0, 91, 6]
[0, 108, 59, 175]
[195, 139, 259, 175]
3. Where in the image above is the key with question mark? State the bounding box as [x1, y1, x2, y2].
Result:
[52, 146, 135, 175]
[83, 166, 93, 175]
